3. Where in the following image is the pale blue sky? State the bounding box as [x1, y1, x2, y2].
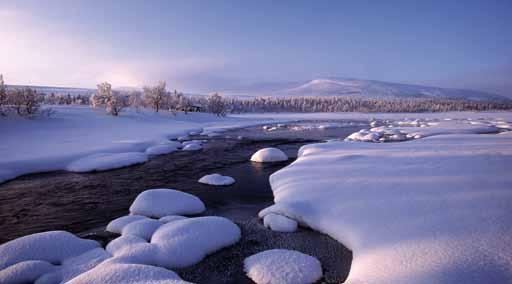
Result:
[1, 0, 511, 96]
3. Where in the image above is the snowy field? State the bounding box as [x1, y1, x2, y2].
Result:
[1, 106, 512, 283]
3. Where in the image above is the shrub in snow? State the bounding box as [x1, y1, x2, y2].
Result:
[263, 213, 298, 233]
[143, 81, 168, 113]
[66, 263, 191, 284]
[121, 218, 162, 241]
[145, 144, 179, 155]
[150, 216, 241, 268]
[106, 215, 148, 234]
[159, 215, 188, 223]
[182, 143, 202, 151]
[207, 93, 227, 117]
[198, 173, 235, 186]
[250, 147, 288, 163]
[92, 82, 126, 116]
[0, 260, 55, 284]
[66, 152, 148, 173]
[129, 188, 205, 218]
[0, 231, 100, 271]
[244, 249, 322, 284]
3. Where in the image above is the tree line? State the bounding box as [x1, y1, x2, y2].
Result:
[1, 74, 511, 118]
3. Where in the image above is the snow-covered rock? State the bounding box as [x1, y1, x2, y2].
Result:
[129, 188, 205, 218]
[145, 144, 179, 155]
[121, 219, 162, 241]
[0, 260, 55, 284]
[151, 216, 241, 268]
[263, 213, 298, 233]
[250, 148, 288, 162]
[182, 143, 202, 151]
[244, 249, 323, 284]
[262, 130, 512, 284]
[66, 263, 191, 284]
[0, 231, 100, 271]
[66, 152, 148, 172]
[106, 215, 148, 234]
[198, 173, 235, 186]
[159, 215, 188, 224]
[106, 235, 147, 256]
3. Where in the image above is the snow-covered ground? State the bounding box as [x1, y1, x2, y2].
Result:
[259, 117, 512, 283]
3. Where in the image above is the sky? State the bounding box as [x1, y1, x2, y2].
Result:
[0, 0, 511, 96]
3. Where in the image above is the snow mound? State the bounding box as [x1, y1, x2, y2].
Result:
[66, 152, 148, 172]
[106, 235, 147, 256]
[250, 147, 288, 162]
[145, 144, 179, 155]
[66, 263, 191, 284]
[121, 219, 162, 241]
[0, 231, 100, 271]
[129, 188, 205, 218]
[263, 213, 298, 232]
[0, 260, 55, 284]
[150, 216, 241, 268]
[263, 131, 512, 283]
[182, 143, 202, 151]
[106, 215, 148, 234]
[198, 173, 235, 186]
[244, 249, 322, 284]
[159, 215, 188, 224]
[35, 247, 111, 284]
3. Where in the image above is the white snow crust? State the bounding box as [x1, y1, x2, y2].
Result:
[66, 152, 148, 172]
[263, 213, 298, 232]
[250, 147, 288, 162]
[129, 188, 206, 218]
[198, 173, 235, 186]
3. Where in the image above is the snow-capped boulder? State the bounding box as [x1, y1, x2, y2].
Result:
[35, 247, 111, 284]
[263, 213, 298, 233]
[150, 216, 241, 268]
[0, 260, 55, 284]
[198, 173, 235, 186]
[66, 152, 148, 172]
[250, 148, 288, 163]
[159, 215, 188, 224]
[145, 144, 179, 155]
[121, 219, 162, 241]
[0, 231, 100, 271]
[129, 188, 205, 218]
[106, 215, 148, 234]
[244, 249, 323, 284]
[106, 235, 147, 256]
[345, 129, 382, 142]
[182, 143, 202, 151]
[66, 263, 191, 284]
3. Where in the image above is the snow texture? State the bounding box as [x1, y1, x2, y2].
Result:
[244, 249, 323, 284]
[66, 263, 191, 284]
[263, 213, 298, 233]
[0, 260, 55, 284]
[182, 143, 202, 151]
[159, 215, 188, 224]
[129, 188, 205, 218]
[106, 215, 148, 234]
[145, 144, 179, 155]
[66, 152, 148, 172]
[250, 147, 289, 163]
[198, 173, 236, 186]
[106, 235, 147, 256]
[261, 120, 512, 284]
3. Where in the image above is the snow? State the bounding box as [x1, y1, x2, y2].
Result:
[244, 249, 323, 284]
[0, 231, 100, 271]
[250, 147, 289, 163]
[0, 260, 55, 284]
[106, 215, 148, 234]
[129, 188, 206, 218]
[182, 143, 202, 151]
[263, 213, 298, 233]
[66, 263, 191, 284]
[106, 235, 147, 256]
[145, 144, 179, 155]
[121, 219, 163, 241]
[159, 215, 188, 224]
[198, 173, 235, 186]
[260, 122, 512, 283]
[66, 152, 148, 172]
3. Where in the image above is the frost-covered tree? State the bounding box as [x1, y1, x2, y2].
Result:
[92, 82, 125, 116]
[143, 81, 167, 112]
[8, 87, 40, 116]
[207, 93, 226, 116]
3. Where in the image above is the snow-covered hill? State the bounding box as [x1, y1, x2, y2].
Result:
[221, 78, 510, 102]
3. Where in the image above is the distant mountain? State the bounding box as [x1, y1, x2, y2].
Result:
[220, 77, 510, 102]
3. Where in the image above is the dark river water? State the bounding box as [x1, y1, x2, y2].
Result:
[0, 120, 365, 283]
